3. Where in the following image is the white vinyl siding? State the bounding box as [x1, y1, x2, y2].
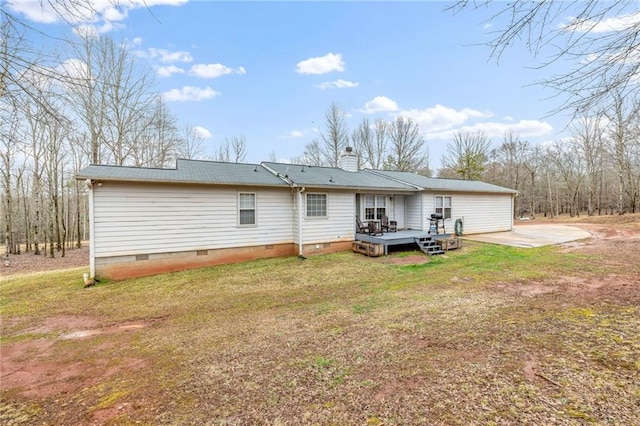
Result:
[405, 193, 423, 230]
[421, 191, 513, 233]
[302, 191, 354, 244]
[92, 182, 293, 257]
[453, 192, 513, 234]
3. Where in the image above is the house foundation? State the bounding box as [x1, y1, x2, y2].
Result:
[96, 243, 296, 280]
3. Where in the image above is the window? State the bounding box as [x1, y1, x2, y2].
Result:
[435, 195, 452, 219]
[364, 195, 386, 220]
[238, 193, 256, 225]
[306, 193, 327, 217]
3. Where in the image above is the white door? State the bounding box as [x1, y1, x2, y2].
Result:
[394, 195, 405, 229]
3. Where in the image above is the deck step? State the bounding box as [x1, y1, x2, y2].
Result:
[415, 237, 444, 256]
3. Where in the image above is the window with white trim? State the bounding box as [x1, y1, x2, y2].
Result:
[435, 195, 452, 219]
[306, 193, 327, 217]
[364, 195, 386, 220]
[238, 192, 256, 225]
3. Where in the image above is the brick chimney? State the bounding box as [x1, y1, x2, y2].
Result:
[339, 146, 358, 172]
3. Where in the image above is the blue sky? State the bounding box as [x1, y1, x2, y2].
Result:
[13, 0, 579, 169]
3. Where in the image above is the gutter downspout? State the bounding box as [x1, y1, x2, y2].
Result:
[512, 192, 516, 230]
[298, 187, 305, 258]
[85, 179, 96, 279]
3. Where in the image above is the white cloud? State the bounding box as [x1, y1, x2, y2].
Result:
[193, 126, 212, 139]
[282, 128, 321, 139]
[189, 63, 246, 78]
[426, 119, 553, 140]
[296, 53, 345, 75]
[566, 12, 640, 33]
[6, 0, 188, 28]
[73, 21, 116, 36]
[359, 96, 399, 113]
[483, 22, 493, 29]
[282, 130, 307, 139]
[57, 58, 89, 80]
[316, 79, 359, 90]
[6, 0, 60, 23]
[157, 65, 185, 78]
[163, 86, 220, 102]
[135, 47, 193, 63]
[397, 104, 492, 132]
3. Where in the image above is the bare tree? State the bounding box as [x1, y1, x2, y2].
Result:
[216, 140, 230, 163]
[42, 112, 69, 256]
[548, 140, 587, 217]
[229, 136, 247, 163]
[0, 11, 63, 117]
[571, 114, 605, 216]
[523, 145, 543, 218]
[100, 36, 155, 166]
[1, 108, 20, 255]
[216, 136, 247, 163]
[65, 34, 156, 166]
[355, 118, 388, 170]
[21, 86, 50, 255]
[384, 117, 429, 172]
[64, 34, 107, 164]
[134, 97, 180, 167]
[297, 139, 324, 166]
[604, 91, 640, 213]
[441, 130, 491, 180]
[450, 1, 640, 114]
[350, 118, 371, 169]
[491, 130, 530, 216]
[178, 124, 206, 159]
[321, 103, 349, 167]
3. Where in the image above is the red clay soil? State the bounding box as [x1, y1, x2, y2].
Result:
[501, 216, 640, 304]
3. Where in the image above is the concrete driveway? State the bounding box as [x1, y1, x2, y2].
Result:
[464, 224, 592, 248]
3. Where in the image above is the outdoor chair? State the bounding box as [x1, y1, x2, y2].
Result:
[356, 216, 369, 234]
[367, 221, 383, 236]
[381, 215, 397, 232]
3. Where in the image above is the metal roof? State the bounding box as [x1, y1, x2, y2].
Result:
[365, 169, 517, 194]
[261, 162, 418, 191]
[75, 159, 289, 187]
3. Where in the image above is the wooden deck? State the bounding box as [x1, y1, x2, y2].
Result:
[355, 229, 453, 255]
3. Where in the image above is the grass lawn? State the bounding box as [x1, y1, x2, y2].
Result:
[1, 235, 639, 424]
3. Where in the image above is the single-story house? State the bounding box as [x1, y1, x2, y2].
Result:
[76, 149, 516, 279]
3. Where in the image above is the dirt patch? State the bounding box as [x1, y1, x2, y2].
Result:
[1, 246, 89, 276]
[1, 315, 155, 399]
[493, 221, 640, 304]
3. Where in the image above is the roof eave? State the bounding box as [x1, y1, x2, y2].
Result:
[74, 175, 288, 188]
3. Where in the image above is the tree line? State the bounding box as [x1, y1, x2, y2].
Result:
[442, 95, 640, 218]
